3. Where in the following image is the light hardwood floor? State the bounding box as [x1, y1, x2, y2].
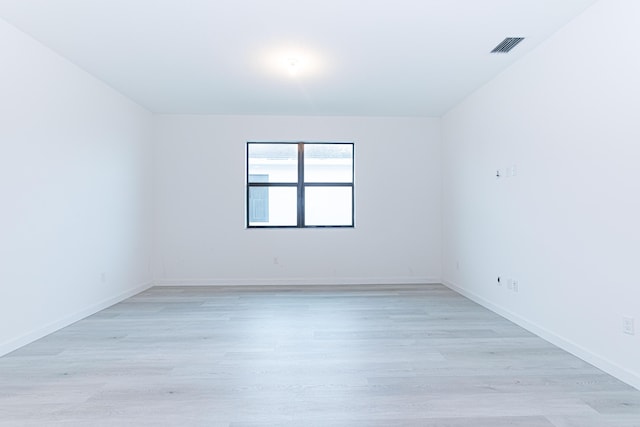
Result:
[1, 284, 639, 426]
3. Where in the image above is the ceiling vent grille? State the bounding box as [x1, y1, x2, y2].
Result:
[491, 37, 525, 53]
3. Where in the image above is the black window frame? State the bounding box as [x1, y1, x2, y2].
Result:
[246, 142, 354, 228]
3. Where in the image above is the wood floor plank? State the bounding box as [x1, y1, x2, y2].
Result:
[1, 284, 639, 426]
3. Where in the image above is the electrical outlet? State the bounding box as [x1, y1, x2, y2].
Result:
[512, 279, 519, 293]
[507, 278, 513, 291]
[623, 317, 635, 335]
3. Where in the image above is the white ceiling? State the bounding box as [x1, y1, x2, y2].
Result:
[0, 0, 597, 116]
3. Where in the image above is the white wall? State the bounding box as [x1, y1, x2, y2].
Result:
[0, 18, 153, 355]
[442, 0, 640, 389]
[153, 115, 441, 285]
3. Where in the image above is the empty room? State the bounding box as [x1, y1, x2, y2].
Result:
[1, 0, 639, 425]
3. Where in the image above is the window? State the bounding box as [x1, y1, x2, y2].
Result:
[247, 142, 354, 228]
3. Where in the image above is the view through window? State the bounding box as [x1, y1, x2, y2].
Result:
[247, 142, 354, 228]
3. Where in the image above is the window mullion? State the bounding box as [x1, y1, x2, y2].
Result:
[297, 142, 305, 227]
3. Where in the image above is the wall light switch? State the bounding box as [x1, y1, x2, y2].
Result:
[623, 317, 635, 335]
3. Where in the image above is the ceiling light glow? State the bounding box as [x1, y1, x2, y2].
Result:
[286, 57, 300, 76]
[259, 47, 327, 79]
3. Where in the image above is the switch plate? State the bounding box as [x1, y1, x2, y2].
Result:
[623, 317, 635, 335]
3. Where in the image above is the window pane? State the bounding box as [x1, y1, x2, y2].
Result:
[248, 143, 298, 183]
[248, 185, 269, 222]
[305, 187, 353, 226]
[248, 186, 297, 226]
[304, 144, 353, 183]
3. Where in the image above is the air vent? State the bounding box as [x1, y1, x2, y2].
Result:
[491, 37, 525, 53]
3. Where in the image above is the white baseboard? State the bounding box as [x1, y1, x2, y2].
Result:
[0, 282, 153, 357]
[442, 280, 640, 391]
[153, 276, 438, 287]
